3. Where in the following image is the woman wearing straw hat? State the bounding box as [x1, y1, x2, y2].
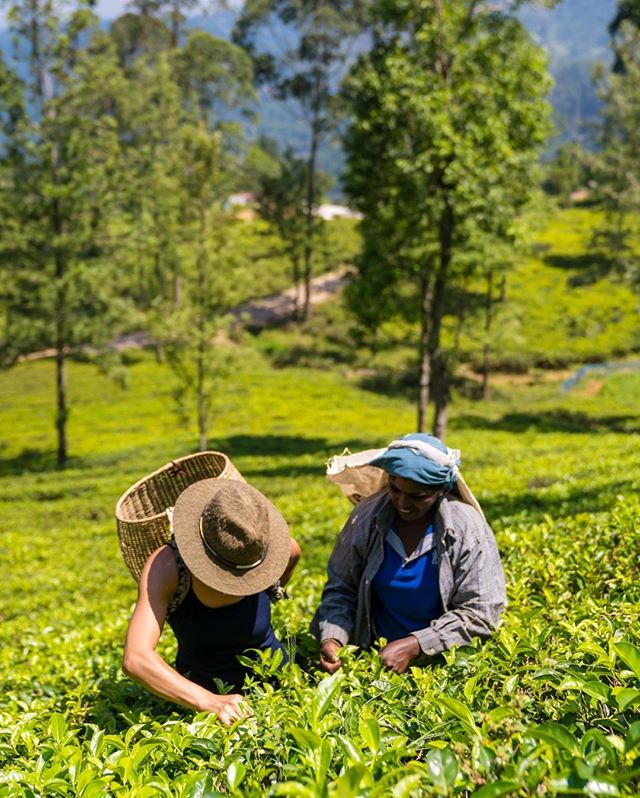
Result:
[313, 433, 505, 675]
[123, 479, 301, 724]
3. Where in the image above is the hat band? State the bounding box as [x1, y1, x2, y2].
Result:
[199, 517, 268, 571]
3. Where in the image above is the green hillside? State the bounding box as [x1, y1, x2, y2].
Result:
[1, 345, 640, 795]
[460, 208, 640, 371]
[254, 207, 640, 386]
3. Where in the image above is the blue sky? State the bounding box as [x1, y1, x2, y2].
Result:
[0, 1, 128, 25]
[95, 0, 128, 18]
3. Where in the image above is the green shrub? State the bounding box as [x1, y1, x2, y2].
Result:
[1, 349, 639, 795]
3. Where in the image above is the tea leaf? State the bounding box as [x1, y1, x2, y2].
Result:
[624, 722, 640, 754]
[471, 781, 520, 798]
[227, 760, 246, 792]
[49, 713, 67, 744]
[613, 642, 640, 681]
[424, 748, 459, 788]
[527, 723, 580, 756]
[311, 672, 344, 726]
[358, 717, 381, 755]
[288, 727, 323, 751]
[435, 696, 480, 736]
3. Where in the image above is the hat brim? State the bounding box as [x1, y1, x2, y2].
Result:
[172, 478, 291, 596]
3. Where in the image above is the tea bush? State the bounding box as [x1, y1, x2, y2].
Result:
[1, 353, 639, 796]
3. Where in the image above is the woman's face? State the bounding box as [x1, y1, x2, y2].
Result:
[388, 475, 444, 522]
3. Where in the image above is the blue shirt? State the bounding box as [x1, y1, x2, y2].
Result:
[371, 523, 443, 642]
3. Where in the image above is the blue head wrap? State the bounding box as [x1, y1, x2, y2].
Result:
[369, 433, 461, 488]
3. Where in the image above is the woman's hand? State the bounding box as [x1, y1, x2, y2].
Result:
[202, 693, 250, 725]
[319, 639, 343, 673]
[379, 635, 420, 674]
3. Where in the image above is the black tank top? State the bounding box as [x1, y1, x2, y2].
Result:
[166, 585, 287, 691]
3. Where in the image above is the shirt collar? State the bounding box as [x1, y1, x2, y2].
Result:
[386, 524, 435, 563]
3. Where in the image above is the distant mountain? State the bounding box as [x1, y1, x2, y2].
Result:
[190, 1, 619, 155]
[518, 0, 617, 146]
[187, 2, 619, 166]
[0, 0, 621, 175]
[518, 0, 614, 63]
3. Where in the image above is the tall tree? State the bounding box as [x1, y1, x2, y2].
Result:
[109, 24, 255, 443]
[591, 5, 640, 289]
[114, 30, 254, 315]
[343, 0, 551, 437]
[159, 123, 240, 451]
[610, 0, 640, 73]
[542, 141, 590, 207]
[233, 0, 366, 319]
[0, 4, 129, 465]
[164, 0, 199, 46]
[256, 146, 332, 317]
[109, 0, 200, 65]
[257, 148, 308, 316]
[172, 28, 255, 123]
[117, 52, 185, 311]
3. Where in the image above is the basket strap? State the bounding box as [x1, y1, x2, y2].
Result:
[166, 537, 191, 614]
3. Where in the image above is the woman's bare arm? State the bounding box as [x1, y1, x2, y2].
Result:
[122, 546, 248, 724]
[279, 537, 302, 587]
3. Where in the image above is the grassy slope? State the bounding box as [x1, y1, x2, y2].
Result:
[504, 209, 639, 366]
[1, 346, 640, 794]
[259, 207, 639, 377]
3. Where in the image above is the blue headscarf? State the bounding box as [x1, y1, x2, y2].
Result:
[369, 433, 461, 488]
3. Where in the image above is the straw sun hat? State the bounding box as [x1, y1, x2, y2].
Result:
[172, 478, 291, 596]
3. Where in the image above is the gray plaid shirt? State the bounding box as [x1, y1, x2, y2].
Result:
[312, 492, 506, 656]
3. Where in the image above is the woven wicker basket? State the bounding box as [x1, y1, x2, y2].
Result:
[116, 451, 245, 581]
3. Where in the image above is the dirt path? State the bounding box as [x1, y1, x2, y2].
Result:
[19, 268, 349, 361]
[229, 269, 348, 328]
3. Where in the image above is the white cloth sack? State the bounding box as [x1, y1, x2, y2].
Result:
[326, 446, 484, 517]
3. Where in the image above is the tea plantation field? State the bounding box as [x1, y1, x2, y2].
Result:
[1, 352, 639, 797]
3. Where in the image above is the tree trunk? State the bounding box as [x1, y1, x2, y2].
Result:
[302, 121, 319, 321]
[196, 205, 207, 451]
[54, 245, 67, 466]
[27, 0, 45, 101]
[173, 265, 181, 310]
[499, 273, 507, 303]
[481, 270, 494, 399]
[52, 125, 67, 465]
[291, 252, 301, 319]
[453, 275, 468, 354]
[417, 270, 432, 433]
[432, 355, 449, 442]
[168, 3, 181, 48]
[428, 201, 454, 440]
[55, 344, 67, 466]
[197, 352, 207, 452]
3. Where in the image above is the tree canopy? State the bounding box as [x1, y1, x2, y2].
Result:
[343, 0, 552, 435]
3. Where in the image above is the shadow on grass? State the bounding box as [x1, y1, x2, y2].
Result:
[358, 370, 417, 403]
[452, 409, 640, 434]
[545, 253, 615, 287]
[218, 434, 329, 458]
[0, 447, 78, 477]
[242, 463, 327, 479]
[483, 479, 630, 527]
[218, 434, 376, 461]
[0, 436, 379, 480]
[358, 363, 495, 404]
[223, 434, 378, 480]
